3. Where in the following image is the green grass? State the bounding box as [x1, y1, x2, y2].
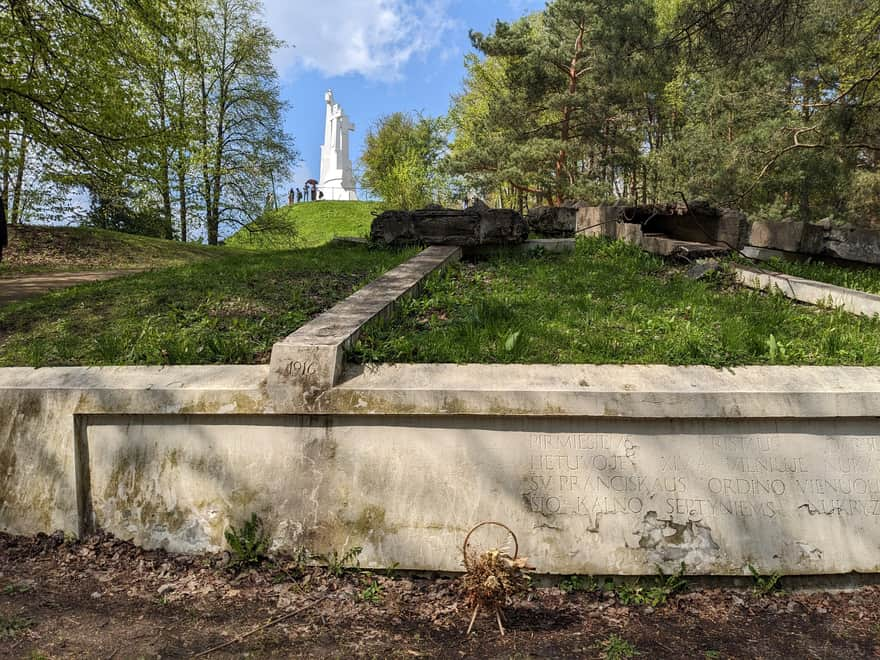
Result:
[0, 244, 415, 367]
[352, 237, 880, 366]
[0, 224, 238, 276]
[746, 256, 880, 295]
[226, 201, 383, 249]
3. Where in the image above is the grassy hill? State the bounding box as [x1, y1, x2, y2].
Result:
[0, 244, 417, 367]
[226, 201, 383, 249]
[0, 224, 240, 276]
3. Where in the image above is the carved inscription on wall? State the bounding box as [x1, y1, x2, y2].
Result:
[521, 430, 880, 524]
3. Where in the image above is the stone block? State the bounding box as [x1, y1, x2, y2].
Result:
[717, 208, 749, 250]
[82, 411, 880, 575]
[576, 207, 619, 239]
[825, 227, 880, 265]
[748, 221, 805, 252]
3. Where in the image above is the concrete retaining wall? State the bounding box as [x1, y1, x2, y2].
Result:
[4, 247, 880, 576]
[5, 363, 880, 576]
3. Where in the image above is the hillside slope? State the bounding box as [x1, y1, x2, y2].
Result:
[0, 225, 239, 276]
[226, 201, 383, 249]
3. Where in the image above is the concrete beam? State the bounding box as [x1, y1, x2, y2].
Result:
[732, 264, 880, 318]
[268, 245, 461, 409]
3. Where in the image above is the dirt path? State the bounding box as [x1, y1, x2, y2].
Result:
[1, 532, 878, 659]
[0, 270, 143, 305]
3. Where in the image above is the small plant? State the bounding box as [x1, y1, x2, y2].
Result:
[2, 583, 31, 595]
[317, 545, 363, 577]
[598, 634, 640, 660]
[748, 564, 783, 596]
[0, 614, 32, 640]
[224, 513, 269, 569]
[273, 545, 311, 581]
[503, 329, 521, 353]
[705, 651, 721, 659]
[765, 333, 787, 363]
[560, 575, 598, 593]
[358, 578, 383, 604]
[616, 563, 687, 607]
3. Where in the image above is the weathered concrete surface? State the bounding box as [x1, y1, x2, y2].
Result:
[616, 203, 749, 250]
[732, 264, 880, 318]
[527, 206, 578, 237]
[749, 220, 806, 253]
[323, 364, 880, 418]
[4, 364, 880, 575]
[370, 205, 527, 247]
[0, 365, 269, 537]
[83, 413, 880, 575]
[826, 226, 880, 265]
[748, 220, 880, 265]
[577, 206, 619, 239]
[268, 245, 461, 409]
[638, 235, 730, 259]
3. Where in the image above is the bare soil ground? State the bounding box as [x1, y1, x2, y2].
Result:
[1, 532, 878, 659]
[0, 270, 145, 305]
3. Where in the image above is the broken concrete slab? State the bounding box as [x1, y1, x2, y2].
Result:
[749, 220, 806, 253]
[370, 205, 528, 247]
[732, 264, 880, 318]
[527, 206, 578, 237]
[747, 221, 880, 266]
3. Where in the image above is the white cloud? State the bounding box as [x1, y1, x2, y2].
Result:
[262, 0, 455, 80]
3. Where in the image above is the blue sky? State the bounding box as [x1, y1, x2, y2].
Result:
[262, 0, 546, 194]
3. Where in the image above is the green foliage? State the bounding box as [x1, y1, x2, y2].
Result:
[317, 546, 363, 577]
[359, 112, 448, 210]
[358, 578, 384, 604]
[446, 0, 880, 226]
[559, 575, 599, 593]
[614, 563, 687, 607]
[0, 244, 416, 367]
[748, 564, 783, 596]
[224, 513, 270, 569]
[84, 184, 168, 238]
[598, 634, 640, 660]
[353, 237, 880, 367]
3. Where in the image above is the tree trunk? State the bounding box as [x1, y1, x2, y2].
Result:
[178, 166, 187, 242]
[1, 124, 9, 225]
[555, 24, 585, 206]
[10, 135, 28, 224]
[157, 71, 174, 240]
[0, 197, 6, 262]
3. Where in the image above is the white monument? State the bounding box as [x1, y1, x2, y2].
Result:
[318, 90, 357, 201]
